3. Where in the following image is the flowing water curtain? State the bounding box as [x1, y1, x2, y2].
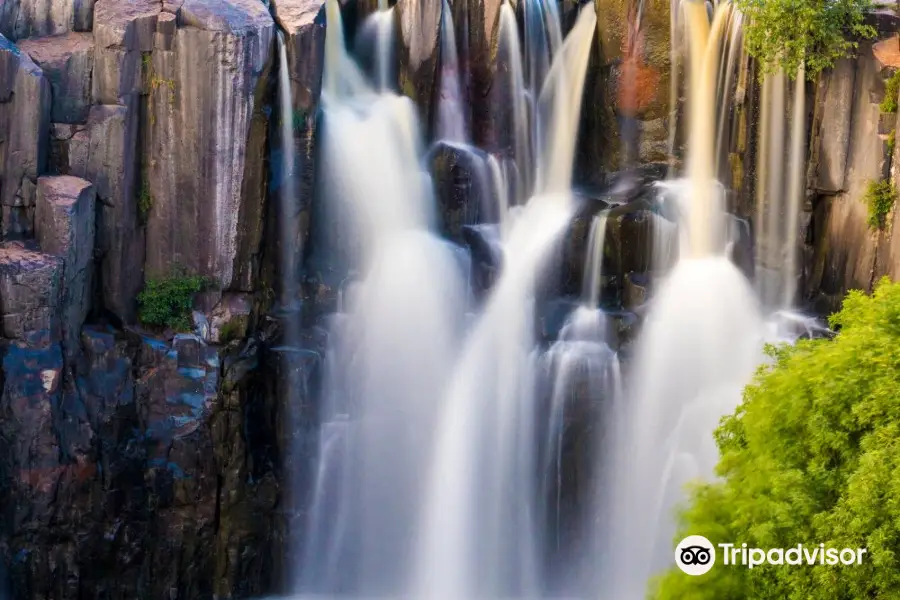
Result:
[593, 2, 766, 596]
[754, 61, 806, 311]
[297, 0, 469, 593]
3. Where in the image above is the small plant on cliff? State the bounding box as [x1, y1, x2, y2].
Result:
[864, 178, 896, 229]
[650, 278, 900, 599]
[888, 129, 896, 155]
[138, 177, 152, 223]
[881, 70, 900, 113]
[138, 270, 211, 331]
[735, 0, 875, 80]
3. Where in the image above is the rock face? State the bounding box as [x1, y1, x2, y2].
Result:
[0, 35, 50, 238]
[395, 0, 441, 130]
[805, 25, 900, 312]
[64, 104, 143, 324]
[143, 0, 275, 293]
[0, 240, 62, 346]
[34, 176, 95, 357]
[18, 32, 94, 124]
[0, 0, 95, 41]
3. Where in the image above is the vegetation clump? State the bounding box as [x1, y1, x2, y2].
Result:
[139, 177, 152, 223]
[650, 278, 900, 599]
[881, 70, 900, 113]
[864, 178, 896, 230]
[735, 0, 875, 80]
[138, 270, 211, 331]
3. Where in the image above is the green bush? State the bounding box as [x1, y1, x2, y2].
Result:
[139, 178, 152, 223]
[888, 129, 896, 155]
[650, 278, 900, 599]
[735, 0, 875, 80]
[881, 70, 900, 113]
[138, 270, 211, 331]
[865, 178, 896, 230]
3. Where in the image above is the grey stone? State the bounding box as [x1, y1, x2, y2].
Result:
[143, 0, 274, 293]
[0, 0, 95, 41]
[64, 104, 143, 324]
[92, 0, 160, 104]
[271, 0, 325, 112]
[0, 34, 51, 228]
[208, 292, 252, 344]
[18, 32, 94, 123]
[34, 175, 96, 356]
[813, 57, 856, 193]
[0, 240, 62, 345]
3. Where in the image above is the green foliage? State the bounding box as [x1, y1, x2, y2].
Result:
[735, 0, 875, 80]
[650, 278, 900, 599]
[881, 70, 900, 113]
[139, 177, 152, 223]
[217, 320, 242, 344]
[138, 270, 211, 331]
[888, 129, 896, 156]
[864, 178, 896, 230]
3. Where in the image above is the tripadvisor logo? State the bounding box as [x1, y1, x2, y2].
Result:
[675, 536, 867, 576]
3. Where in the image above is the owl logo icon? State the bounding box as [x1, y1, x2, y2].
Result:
[675, 535, 716, 575]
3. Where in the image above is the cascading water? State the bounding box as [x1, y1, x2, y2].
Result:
[297, 0, 468, 593]
[594, 2, 765, 596]
[436, 0, 467, 141]
[582, 212, 610, 307]
[755, 64, 807, 310]
[412, 6, 598, 599]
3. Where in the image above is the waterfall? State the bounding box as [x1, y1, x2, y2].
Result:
[594, 2, 765, 595]
[755, 64, 807, 310]
[499, 3, 532, 200]
[297, 0, 467, 593]
[276, 32, 299, 326]
[411, 5, 598, 599]
[436, 0, 467, 142]
[582, 211, 609, 307]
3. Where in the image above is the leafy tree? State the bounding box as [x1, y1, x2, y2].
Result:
[138, 270, 211, 331]
[735, 0, 875, 80]
[650, 278, 900, 599]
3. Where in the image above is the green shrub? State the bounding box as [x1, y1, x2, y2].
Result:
[735, 0, 875, 80]
[139, 178, 152, 223]
[865, 178, 896, 230]
[888, 129, 896, 155]
[881, 70, 900, 113]
[651, 278, 900, 599]
[138, 270, 211, 331]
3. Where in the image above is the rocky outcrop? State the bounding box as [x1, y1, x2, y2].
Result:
[0, 0, 95, 41]
[62, 105, 143, 324]
[18, 33, 93, 124]
[34, 176, 95, 357]
[0, 35, 50, 238]
[143, 0, 275, 294]
[395, 0, 442, 129]
[805, 28, 899, 312]
[0, 240, 62, 346]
